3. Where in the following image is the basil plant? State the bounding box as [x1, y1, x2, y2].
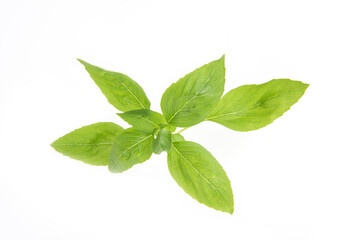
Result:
[51, 55, 309, 214]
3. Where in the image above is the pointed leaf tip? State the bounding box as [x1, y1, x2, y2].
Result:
[77, 59, 151, 112]
[208, 79, 309, 131]
[50, 122, 124, 166]
[77, 58, 87, 65]
[161, 56, 226, 127]
[167, 141, 234, 213]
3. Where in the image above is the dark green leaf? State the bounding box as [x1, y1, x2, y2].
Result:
[118, 109, 165, 134]
[161, 55, 226, 127]
[78, 59, 150, 112]
[168, 141, 234, 214]
[51, 122, 124, 166]
[158, 129, 172, 152]
[152, 138, 163, 155]
[152, 128, 172, 154]
[208, 79, 309, 131]
[109, 128, 153, 173]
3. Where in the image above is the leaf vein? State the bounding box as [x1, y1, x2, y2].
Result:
[172, 143, 231, 212]
[117, 134, 152, 158]
[167, 71, 215, 123]
[208, 86, 305, 120]
[127, 113, 158, 128]
[121, 82, 146, 109]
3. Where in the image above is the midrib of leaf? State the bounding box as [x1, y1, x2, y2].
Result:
[117, 134, 152, 158]
[127, 113, 159, 128]
[207, 104, 262, 120]
[121, 82, 146, 109]
[172, 143, 231, 212]
[207, 87, 304, 120]
[167, 72, 215, 123]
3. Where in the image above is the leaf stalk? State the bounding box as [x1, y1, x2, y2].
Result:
[176, 127, 190, 134]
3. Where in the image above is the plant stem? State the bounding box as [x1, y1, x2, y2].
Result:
[176, 127, 190, 134]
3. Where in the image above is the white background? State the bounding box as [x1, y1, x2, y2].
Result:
[1, 0, 359, 239]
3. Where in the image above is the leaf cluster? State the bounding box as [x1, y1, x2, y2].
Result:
[51, 55, 309, 214]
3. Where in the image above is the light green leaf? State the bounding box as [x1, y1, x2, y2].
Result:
[157, 124, 176, 133]
[171, 133, 185, 142]
[161, 55, 226, 127]
[168, 141, 234, 214]
[78, 59, 150, 112]
[51, 122, 124, 166]
[109, 128, 153, 173]
[152, 128, 172, 154]
[165, 124, 177, 133]
[207, 79, 309, 131]
[118, 109, 165, 134]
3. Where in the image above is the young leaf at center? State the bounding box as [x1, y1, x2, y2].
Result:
[152, 128, 172, 154]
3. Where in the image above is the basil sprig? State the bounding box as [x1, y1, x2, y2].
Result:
[51, 56, 309, 214]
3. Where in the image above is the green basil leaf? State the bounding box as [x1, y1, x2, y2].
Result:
[152, 128, 172, 154]
[171, 133, 185, 142]
[207, 79, 309, 131]
[152, 138, 163, 155]
[117, 109, 165, 134]
[161, 55, 226, 127]
[51, 122, 124, 166]
[78, 59, 151, 112]
[168, 141, 234, 214]
[109, 128, 153, 173]
[158, 129, 172, 152]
